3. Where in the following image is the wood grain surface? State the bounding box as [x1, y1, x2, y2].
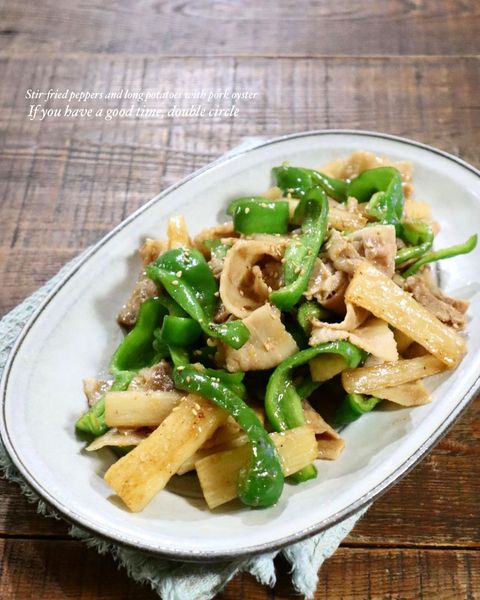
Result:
[0, 1, 479, 598]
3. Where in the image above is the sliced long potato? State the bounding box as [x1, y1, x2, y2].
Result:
[196, 426, 317, 509]
[342, 355, 446, 394]
[177, 409, 266, 475]
[309, 353, 347, 383]
[201, 408, 265, 450]
[345, 261, 466, 367]
[104, 394, 227, 512]
[167, 215, 191, 249]
[371, 381, 431, 406]
[177, 436, 249, 476]
[104, 390, 184, 428]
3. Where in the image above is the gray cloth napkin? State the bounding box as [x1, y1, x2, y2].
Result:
[0, 139, 368, 599]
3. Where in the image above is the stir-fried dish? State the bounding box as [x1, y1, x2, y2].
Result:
[76, 151, 477, 512]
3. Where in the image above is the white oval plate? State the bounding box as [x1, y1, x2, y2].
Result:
[1, 131, 480, 561]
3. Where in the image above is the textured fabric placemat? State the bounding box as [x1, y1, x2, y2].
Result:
[0, 139, 369, 599]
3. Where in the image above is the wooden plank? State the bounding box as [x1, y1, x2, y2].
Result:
[0, 539, 157, 599]
[349, 397, 480, 548]
[0, 539, 477, 599]
[1, 1, 479, 57]
[221, 548, 480, 600]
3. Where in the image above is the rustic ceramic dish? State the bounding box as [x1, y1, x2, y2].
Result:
[1, 131, 479, 560]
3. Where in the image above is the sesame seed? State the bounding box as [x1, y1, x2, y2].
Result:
[186, 376, 191, 383]
[176, 271, 182, 278]
[172, 279, 179, 286]
[244, 207, 250, 214]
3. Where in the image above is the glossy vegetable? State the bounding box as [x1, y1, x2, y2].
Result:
[159, 315, 202, 347]
[265, 341, 366, 482]
[173, 366, 284, 507]
[227, 197, 290, 235]
[332, 393, 382, 427]
[270, 187, 329, 310]
[297, 300, 331, 335]
[273, 165, 348, 202]
[395, 221, 433, 265]
[403, 234, 477, 277]
[147, 248, 249, 349]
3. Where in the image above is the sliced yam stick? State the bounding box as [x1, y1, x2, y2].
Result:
[104, 394, 227, 512]
[104, 390, 184, 428]
[303, 401, 345, 460]
[167, 215, 191, 249]
[178, 409, 265, 475]
[393, 328, 415, 355]
[86, 428, 150, 452]
[195, 426, 317, 509]
[202, 409, 264, 450]
[345, 261, 466, 367]
[309, 353, 347, 383]
[371, 381, 431, 406]
[177, 436, 249, 476]
[342, 355, 447, 395]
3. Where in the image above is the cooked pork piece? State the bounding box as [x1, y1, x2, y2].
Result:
[117, 274, 158, 328]
[404, 273, 469, 330]
[83, 379, 109, 407]
[305, 258, 349, 314]
[128, 361, 174, 392]
[326, 225, 396, 278]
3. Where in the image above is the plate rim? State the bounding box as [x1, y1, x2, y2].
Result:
[1, 128, 480, 561]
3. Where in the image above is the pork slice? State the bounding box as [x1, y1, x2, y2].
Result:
[129, 360, 174, 392]
[83, 379, 109, 407]
[117, 274, 158, 328]
[326, 225, 396, 278]
[404, 274, 469, 330]
[305, 258, 349, 314]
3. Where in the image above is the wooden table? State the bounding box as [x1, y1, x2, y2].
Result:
[0, 1, 479, 597]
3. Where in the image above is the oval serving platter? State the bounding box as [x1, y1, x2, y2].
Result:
[1, 130, 480, 561]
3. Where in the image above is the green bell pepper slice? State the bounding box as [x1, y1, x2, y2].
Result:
[159, 315, 202, 347]
[273, 165, 348, 202]
[270, 187, 329, 311]
[173, 366, 284, 507]
[297, 300, 331, 335]
[227, 197, 290, 235]
[403, 234, 477, 278]
[109, 297, 169, 376]
[203, 239, 231, 261]
[395, 221, 434, 266]
[265, 341, 366, 482]
[274, 164, 405, 233]
[147, 248, 249, 349]
[332, 393, 382, 427]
